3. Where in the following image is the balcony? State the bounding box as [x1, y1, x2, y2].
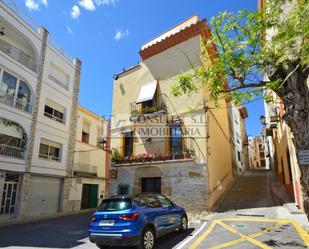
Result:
[130, 94, 167, 120]
[0, 93, 31, 113]
[111, 137, 196, 166]
[74, 163, 98, 177]
[0, 39, 37, 73]
[0, 144, 25, 159]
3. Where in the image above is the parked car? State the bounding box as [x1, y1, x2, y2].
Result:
[89, 193, 188, 249]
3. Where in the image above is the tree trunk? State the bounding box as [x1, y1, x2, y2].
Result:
[271, 63, 309, 221]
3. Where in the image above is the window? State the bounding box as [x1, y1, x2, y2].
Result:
[123, 131, 133, 157]
[0, 70, 32, 112]
[237, 151, 241, 162]
[44, 105, 64, 123]
[157, 195, 173, 208]
[170, 123, 183, 156]
[0, 133, 21, 147]
[97, 198, 132, 212]
[39, 139, 61, 162]
[141, 195, 162, 208]
[82, 131, 90, 144]
[48, 62, 69, 90]
[44, 99, 65, 123]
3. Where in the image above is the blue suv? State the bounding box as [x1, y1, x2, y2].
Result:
[89, 193, 188, 249]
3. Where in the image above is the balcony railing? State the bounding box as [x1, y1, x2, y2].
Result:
[130, 94, 167, 117]
[74, 163, 98, 176]
[112, 137, 196, 165]
[39, 154, 61, 162]
[0, 39, 37, 73]
[0, 144, 25, 159]
[44, 112, 65, 124]
[0, 92, 31, 113]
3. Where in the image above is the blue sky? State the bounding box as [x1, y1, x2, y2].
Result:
[7, 0, 264, 136]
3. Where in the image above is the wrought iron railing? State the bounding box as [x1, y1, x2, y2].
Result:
[0, 39, 37, 73]
[44, 111, 65, 124]
[39, 154, 61, 162]
[111, 137, 199, 165]
[130, 94, 167, 116]
[0, 144, 25, 159]
[0, 92, 31, 113]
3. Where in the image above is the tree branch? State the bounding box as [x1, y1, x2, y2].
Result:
[220, 81, 267, 93]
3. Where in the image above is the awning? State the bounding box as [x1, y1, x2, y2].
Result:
[136, 81, 157, 104]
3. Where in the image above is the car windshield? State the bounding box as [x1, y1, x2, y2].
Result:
[97, 198, 132, 211]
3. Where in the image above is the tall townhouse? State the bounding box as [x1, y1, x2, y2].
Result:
[0, 1, 81, 222]
[109, 16, 234, 213]
[69, 106, 109, 211]
[228, 105, 249, 176]
[263, 91, 303, 209]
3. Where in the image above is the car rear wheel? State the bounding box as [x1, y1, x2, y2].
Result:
[138, 227, 155, 249]
[179, 216, 188, 232]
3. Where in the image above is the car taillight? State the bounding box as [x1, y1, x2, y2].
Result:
[119, 213, 139, 221]
[91, 216, 96, 222]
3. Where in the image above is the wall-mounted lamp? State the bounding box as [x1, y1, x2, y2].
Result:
[259, 115, 266, 126]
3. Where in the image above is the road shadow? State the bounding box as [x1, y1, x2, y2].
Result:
[0, 212, 194, 249]
[105, 228, 195, 249]
[0, 212, 93, 248]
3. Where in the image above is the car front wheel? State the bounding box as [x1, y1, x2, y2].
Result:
[179, 216, 188, 232]
[139, 227, 155, 249]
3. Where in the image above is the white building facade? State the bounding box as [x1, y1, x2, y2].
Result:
[0, 1, 81, 222]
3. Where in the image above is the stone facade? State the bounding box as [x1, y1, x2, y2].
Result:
[109, 160, 208, 213]
[62, 59, 82, 212]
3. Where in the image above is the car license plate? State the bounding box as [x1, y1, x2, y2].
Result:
[99, 220, 115, 226]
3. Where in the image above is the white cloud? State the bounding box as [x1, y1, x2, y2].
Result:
[41, 0, 48, 6]
[71, 5, 81, 19]
[66, 25, 74, 35]
[94, 0, 117, 6]
[114, 29, 129, 41]
[25, 0, 39, 11]
[25, 0, 48, 11]
[79, 0, 96, 11]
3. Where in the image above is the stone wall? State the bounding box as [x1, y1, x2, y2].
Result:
[109, 160, 208, 213]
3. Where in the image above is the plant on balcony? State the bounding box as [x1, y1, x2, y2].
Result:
[174, 152, 185, 160]
[112, 149, 124, 164]
[143, 106, 156, 114]
[131, 109, 139, 116]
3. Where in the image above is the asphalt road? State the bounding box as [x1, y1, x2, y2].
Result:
[0, 212, 198, 249]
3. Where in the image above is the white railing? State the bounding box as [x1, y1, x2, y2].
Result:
[0, 144, 25, 159]
[74, 163, 98, 175]
[39, 154, 62, 162]
[44, 111, 65, 124]
[0, 39, 37, 73]
[0, 92, 31, 113]
[48, 74, 68, 90]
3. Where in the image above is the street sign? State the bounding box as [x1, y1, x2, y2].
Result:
[298, 150, 309, 165]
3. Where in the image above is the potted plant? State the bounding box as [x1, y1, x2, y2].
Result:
[112, 149, 124, 164]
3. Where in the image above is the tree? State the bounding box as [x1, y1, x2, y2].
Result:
[172, 0, 309, 219]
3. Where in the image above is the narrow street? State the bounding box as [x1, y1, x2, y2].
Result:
[0, 169, 308, 249]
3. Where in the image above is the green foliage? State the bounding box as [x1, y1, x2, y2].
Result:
[172, 0, 309, 104]
[112, 149, 123, 161]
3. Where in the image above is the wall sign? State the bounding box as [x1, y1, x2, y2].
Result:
[299, 150, 309, 165]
